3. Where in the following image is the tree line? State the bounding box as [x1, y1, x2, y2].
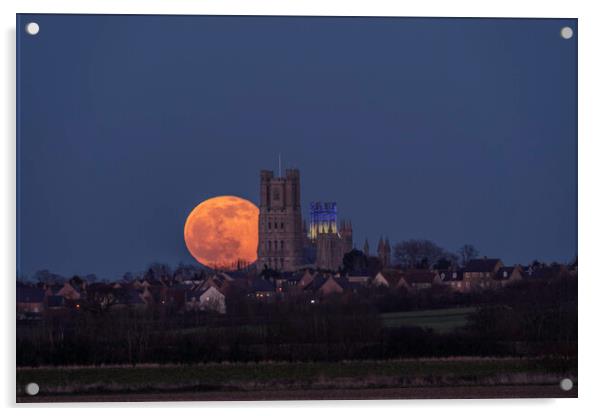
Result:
[17, 274, 576, 367]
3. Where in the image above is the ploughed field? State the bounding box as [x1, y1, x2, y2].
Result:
[17, 356, 577, 402]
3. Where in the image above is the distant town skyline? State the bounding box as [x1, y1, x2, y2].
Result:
[18, 15, 577, 279]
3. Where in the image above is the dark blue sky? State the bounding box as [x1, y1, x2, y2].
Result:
[17, 15, 577, 279]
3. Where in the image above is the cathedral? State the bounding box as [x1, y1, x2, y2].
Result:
[256, 169, 305, 272]
[308, 202, 353, 271]
[377, 237, 392, 268]
[257, 169, 353, 272]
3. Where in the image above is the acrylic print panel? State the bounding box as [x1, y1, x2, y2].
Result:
[16, 14, 577, 402]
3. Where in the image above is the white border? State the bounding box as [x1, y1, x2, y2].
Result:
[2, 0, 601, 414]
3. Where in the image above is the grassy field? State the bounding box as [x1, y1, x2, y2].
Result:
[17, 356, 576, 401]
[380, 307, 476, 332]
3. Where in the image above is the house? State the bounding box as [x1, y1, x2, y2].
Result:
[438, 269, 469, 291]
[463, 258, 503, 290]
[143, 285, 186, 309]
[304, 275, 345, 296]
[217, 271, 238, 282]
[371, 272, 389, 287]
[140, 286, 156, 305]
[17, 286, 45, 316]
[297, 269, 316, 289]
[114, 289, 146, 309]
[199, 274, 230, 293]
[56, 277, 86, 300]
[371, 270, 405, 288]
[248, 278, 276, 300]
[186, 286, 226, 314]
[272, 272, 303, 293]
[524, 264, 570, 281]
[134, 277, 164, 290]
[347, 273, 371, 286]
[46, 295, 66, 310]
[493, 266, 523, 287]
[44, 283, 64, 297]
[399, 270, 438, 290]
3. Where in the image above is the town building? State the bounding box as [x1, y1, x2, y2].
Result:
[257, 169, 305, 272]
[257, 168, 354, 272]
[315, 219, 353, 271]
[464, 258, 503, 290]
[377, 237, 391, 268]
[308, 202, 338, 240]
[493, 265, 523, 288]
[185, 286, 226, 314]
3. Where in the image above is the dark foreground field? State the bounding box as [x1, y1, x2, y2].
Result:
[16, 356, 577, 402]
[18, 385, 577, 402]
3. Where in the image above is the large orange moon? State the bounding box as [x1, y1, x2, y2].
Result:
[184, 196, 259, 270]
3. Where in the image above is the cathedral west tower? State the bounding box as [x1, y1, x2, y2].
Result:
[257, 169, 304, 271]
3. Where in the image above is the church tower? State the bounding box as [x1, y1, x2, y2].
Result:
[377, 237, 391, 268]
[257, 169, 304, 271]
[384, 238, 391, 267]
[363, 238, 370, 256]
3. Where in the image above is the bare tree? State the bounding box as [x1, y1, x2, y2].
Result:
[33, 269, 65, 285]
[85, 274, 98, 284]
[393, 239, 446, 269]
[122, 272, 135, 283]
[458, 244, 479, 266]
[86, 285, 123, 312]
[143, 263, 172, 284]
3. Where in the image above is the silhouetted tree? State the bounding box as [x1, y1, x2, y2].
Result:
[85, 274, 98, 284]
[33, 269, 65, 285]
[393, 239, 445, 269]
[143, 263, 172, 284]
[366, 256, 384, 275]
[458, 244, 479, 266]
[122, 272, 135, 283]
[342, 249, 368, 273]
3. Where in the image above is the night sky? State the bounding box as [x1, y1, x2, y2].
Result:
[17, 15, 577, 279]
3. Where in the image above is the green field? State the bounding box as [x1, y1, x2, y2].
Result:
[380, 307, 477, 332]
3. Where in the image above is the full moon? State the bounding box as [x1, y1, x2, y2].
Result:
[184, 196, 259, 270]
